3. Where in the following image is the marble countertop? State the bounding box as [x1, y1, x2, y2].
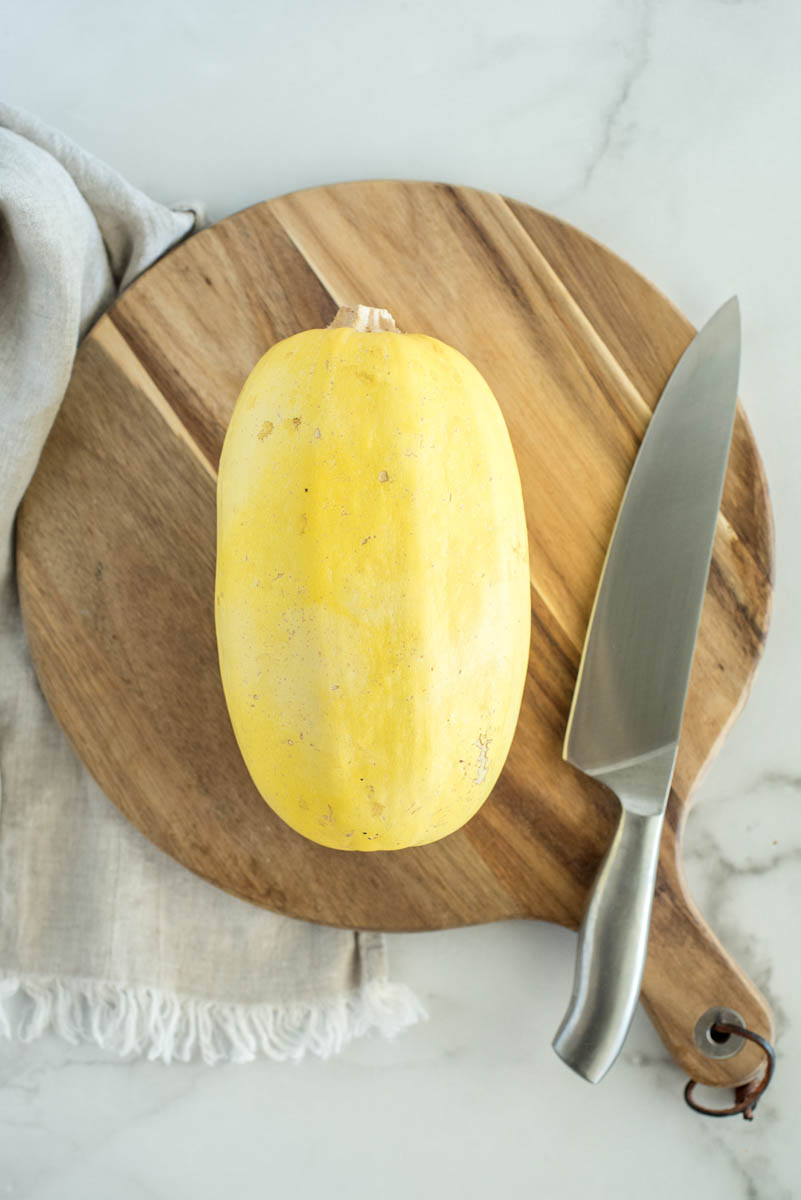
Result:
[2, 2, 799, 1197]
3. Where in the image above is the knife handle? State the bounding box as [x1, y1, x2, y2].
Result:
[552, 805, 664, 1083]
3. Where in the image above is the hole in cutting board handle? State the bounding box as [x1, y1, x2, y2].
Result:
[694, 1006, 746, 1059]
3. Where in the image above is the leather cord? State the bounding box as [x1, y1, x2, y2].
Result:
[684, 1023, 775, 1120]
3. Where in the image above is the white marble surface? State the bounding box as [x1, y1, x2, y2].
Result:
[2, 1, 800, 1196]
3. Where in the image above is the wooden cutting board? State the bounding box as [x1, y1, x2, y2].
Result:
[16, 181, 774, 1088]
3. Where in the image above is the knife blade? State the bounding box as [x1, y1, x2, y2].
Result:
[552, 297, 741, 1083]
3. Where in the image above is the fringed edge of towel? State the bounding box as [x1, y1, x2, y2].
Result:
[0, 973, 427, 1065]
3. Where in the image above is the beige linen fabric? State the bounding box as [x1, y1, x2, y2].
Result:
[0, 104, 423, 1063]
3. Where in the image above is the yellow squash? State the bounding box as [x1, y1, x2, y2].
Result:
[215, 306, 530, 851]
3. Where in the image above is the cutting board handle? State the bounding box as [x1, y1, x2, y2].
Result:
[642, 808, 774, 1089]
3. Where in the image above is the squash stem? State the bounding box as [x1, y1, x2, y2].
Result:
[328, 305, 400, 333]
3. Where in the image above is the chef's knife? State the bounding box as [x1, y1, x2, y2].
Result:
[552, 298, 741, 1083]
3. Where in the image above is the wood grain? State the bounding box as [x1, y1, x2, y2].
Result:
[16, 181, 774, 1087]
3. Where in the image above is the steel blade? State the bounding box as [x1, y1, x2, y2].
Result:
[564, 298, 741, 777]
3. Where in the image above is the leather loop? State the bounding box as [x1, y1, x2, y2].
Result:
[684, 1024, 775, 1120]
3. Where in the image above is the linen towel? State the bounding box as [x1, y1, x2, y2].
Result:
[0, 103, 424, 1064]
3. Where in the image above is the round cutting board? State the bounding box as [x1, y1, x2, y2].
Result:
[17, 182, 774, 1087]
